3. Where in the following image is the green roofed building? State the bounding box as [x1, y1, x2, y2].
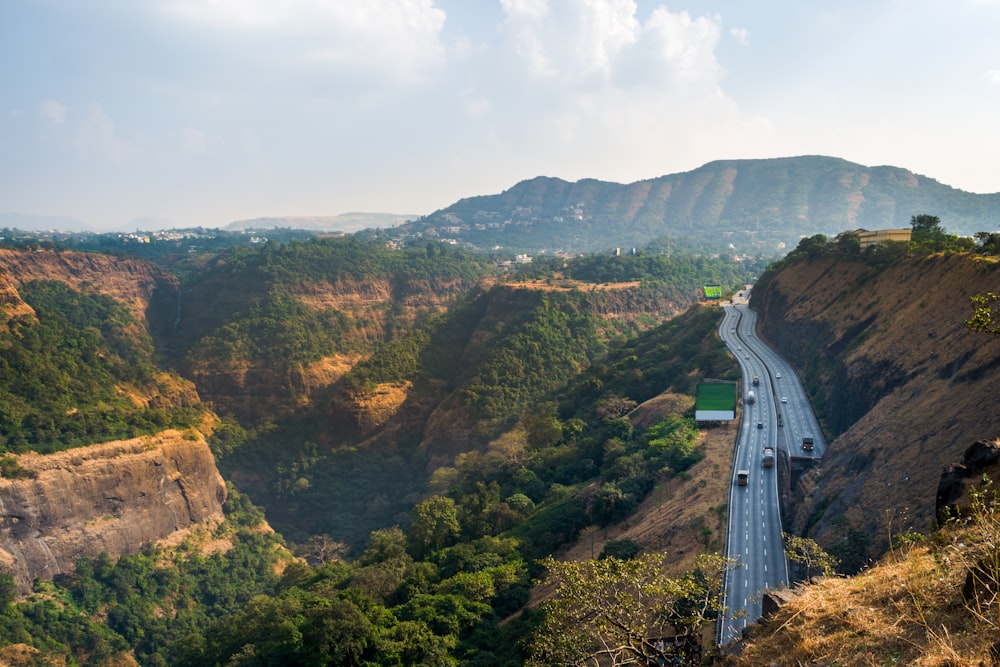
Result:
[695, 380, 737, 421]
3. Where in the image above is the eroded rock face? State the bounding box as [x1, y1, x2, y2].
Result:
[0, 431, 226, 591]
[0, 248, 178, 326]
[752, 252, 1000, 560]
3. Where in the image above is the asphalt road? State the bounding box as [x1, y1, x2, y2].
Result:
[716, 301, 826, 645]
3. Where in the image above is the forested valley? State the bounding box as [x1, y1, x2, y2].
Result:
[0, 232, 763, 664]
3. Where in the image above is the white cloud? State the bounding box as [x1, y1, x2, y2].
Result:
[985, 69, 1000, 85]
[500, 0, 640, 80]
[74, 103, 127, 162]
[729, 26, 750, 46]
[498, 1, 722, 89]
[40, 99, 67, 125]
[161, 0, 447, 85]
[641, 7, 721, 84]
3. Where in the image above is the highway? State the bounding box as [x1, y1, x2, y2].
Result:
[716, 300, 827, 645]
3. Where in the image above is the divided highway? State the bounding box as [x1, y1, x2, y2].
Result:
[716, 301, 826, 645]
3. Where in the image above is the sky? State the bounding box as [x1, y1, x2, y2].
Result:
[2, 0, 1000, 230]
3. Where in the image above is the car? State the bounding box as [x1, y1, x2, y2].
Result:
[775, 373, 781, 378]
[757, 422, 763, 429]
[780, 397, 787, 404]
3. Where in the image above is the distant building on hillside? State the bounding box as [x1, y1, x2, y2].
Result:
[845, 228, 912, 249]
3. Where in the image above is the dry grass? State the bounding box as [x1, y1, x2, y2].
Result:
[729, 531, 998, 666]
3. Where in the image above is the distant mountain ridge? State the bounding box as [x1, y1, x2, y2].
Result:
[225, 212, 417, 233]
[390, 156, 1000, 254]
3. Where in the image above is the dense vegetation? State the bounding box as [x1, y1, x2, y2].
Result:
[0, 233, 751, 663]
[171, 237, 497, 404]
[0, 281, 200, 453]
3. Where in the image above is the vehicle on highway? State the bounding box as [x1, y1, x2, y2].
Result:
[757, 422, 763, 429]
[802, 436, 814, 451]
[746, 390, 755, 405]
[737, 470, 749, 485]
[775, 372, 781, 378]
[780, 397, 787, 403]
[752, 375, 760, 386]
[762, 447, 775, 468]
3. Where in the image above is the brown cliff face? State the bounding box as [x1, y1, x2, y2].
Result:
[0, 248, 178, 326]
[752, 252, 1000, 560]
[0, 431, 226, 592]
[181, 275, 474, 421]
[0, 269, 35, 322]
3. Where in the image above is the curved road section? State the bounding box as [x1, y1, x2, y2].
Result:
[716, 301, 826, 645]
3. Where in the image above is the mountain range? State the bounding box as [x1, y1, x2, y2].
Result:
[389, 155, 1000, 254]
[6, 156, 1000, 255]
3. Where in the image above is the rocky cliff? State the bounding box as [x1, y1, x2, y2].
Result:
[0, 248, 179, 326]
[751, 251, 1000, 562]
[0, 431, 226, 592]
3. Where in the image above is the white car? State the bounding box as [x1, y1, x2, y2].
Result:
[781, 397, 787, 404]
[775, 373, 781, 378]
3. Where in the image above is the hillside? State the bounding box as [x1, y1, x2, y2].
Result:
[725, 440, 1000, 666]
[390, 156, 1000, 254]
[751, 245, 1000, 567]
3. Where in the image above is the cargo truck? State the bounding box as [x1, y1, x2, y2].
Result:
[802, 436, 814, 451]
[746, 390, 755, 405]
[762, 447, 775, 468]
[737, 470, 749, 486]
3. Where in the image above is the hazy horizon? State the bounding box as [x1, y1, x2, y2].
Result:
[3, 1, 999, 229]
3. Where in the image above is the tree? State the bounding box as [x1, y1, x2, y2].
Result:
[966, 292, 1000, 337]
[783, 533, 839, 580]
[527, 553, 733, 666]
[910, 214, 945, 240]
[407, 496, 461, 557]
[974, 231, 1000, 256]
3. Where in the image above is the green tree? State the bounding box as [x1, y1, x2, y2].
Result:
[527, 553, 733, 666]
[407, 496, 462, 558]
[910, 214, 945, 240]
[966, 292, 1000, 337]
[783, 533, 839, 580]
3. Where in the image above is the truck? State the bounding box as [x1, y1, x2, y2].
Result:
[737, 470, 749, 486]
[752, 375, 760, 386]
[746, 390, 755, 405]
[802, 436, 814, 451]
[762, 447, 775, 468]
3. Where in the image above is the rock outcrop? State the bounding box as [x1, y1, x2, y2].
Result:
[0, 431, 226, 592]
[0, 248, 178, 326]
[751, 252, 1000, 560]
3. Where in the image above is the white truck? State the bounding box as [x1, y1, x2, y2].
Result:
[762, 447, 775, 468]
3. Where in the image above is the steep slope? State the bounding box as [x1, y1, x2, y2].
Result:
[751, 249, 1000, 563]
[391, 156, 1000, 253]
[170, 238, 493, 421]
[0, 248, 178, 326]
[0, 430, 226, 592]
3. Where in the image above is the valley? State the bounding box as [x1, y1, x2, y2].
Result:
[0, 209, 998, 664]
